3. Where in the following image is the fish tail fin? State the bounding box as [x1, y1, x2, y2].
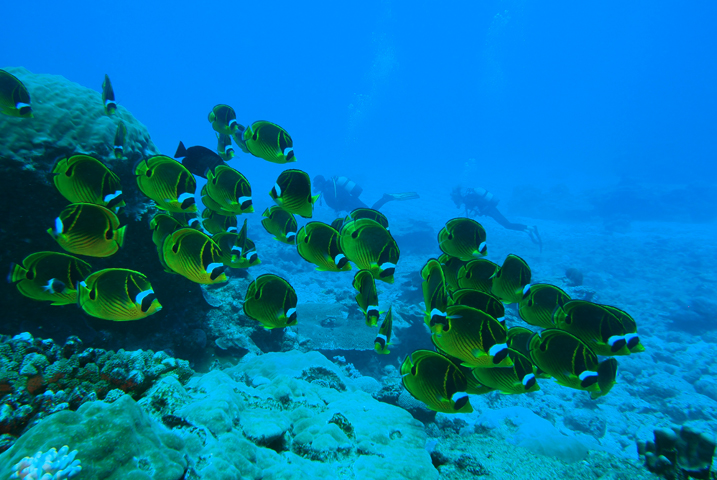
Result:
[174, 141, 187, 158]
[115, 225, 127, 247]
[7, 263, 26, 283]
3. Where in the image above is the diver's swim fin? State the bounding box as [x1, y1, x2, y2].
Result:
[385, 192, 420, 201]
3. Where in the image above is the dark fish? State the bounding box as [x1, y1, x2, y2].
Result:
[339, 218, 399, 284]
[296, 222, 350, 272]
[201, 208, 238, 235]
[52, 155, 124, 213]
[161, 228, 227, 284]
[208, 104, 241, 135]
[78, 268, 162, 321]
[421, 258, 449, 333]
[48, 203, 125, 257]
[8, 252, 92, 305]
[490, 254, 531, 304]
[353, 269, 380, 326]
[243, 274, 298, 329]
[269, 169, 318, 218]
[553, 300, 645, 356]
[438, 218, 487, 260]
[346, 208, 389, 231]
[449, 289, 505, 322]
[400, 350, 472, 414]
[216, 133, 235, 161]
[135, 155, 197, 213]
[261, 206, 297, 244]
[431, 304, 511, 368]
[518, 283, 570, 329]
[471, 349, 540, 395]
[102, 74, 116, 115]
[0, 69, 32, 118]
[113, 121, 128, 160]
[374, 307, 393, 354]
[241, 120, 295, 164]
[438, 254, 468, 293]
[203, 165, 253, 215]
[457, 259, 498, 293]
[174, 141, 227, 179]
[528, 328, 617, 397]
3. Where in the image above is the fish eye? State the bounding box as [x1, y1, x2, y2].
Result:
[146, 169, 153, 177]
[410, 365, 417, 376]
[565, 314, 573, 325]
[540, 342, 548, 352]
[448, 234, 453, 240]
[351, 231, 358, 239]
[172, 243, 179, 254]
[26, 271, 35, 280]
[89, 289, 96, 300]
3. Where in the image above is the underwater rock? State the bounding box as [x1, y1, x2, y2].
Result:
[296, 303, 376, 351]
[0, 394, 187, 480]
[0, 332, 193, 447]
[637, 425, 716, 480]
[565, 267, 584, 287]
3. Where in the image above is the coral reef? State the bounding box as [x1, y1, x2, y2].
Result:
[637, 425, 716, 479]
[10, 445, 81, 479]
[0, 332, 193, 452]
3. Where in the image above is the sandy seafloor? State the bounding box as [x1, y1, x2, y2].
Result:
[210, 175, 717, 478]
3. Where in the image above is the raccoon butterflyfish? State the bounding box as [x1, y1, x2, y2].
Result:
[201, 208, 238, 235]
[161, 228, 227, 284]
[420, 258, 449, 333]
[216, 133, 235, 161]
[243, 274, 298, 329]
[518, 283, 570, 329]
[8, 252, 92, 305]
[438, 254, 468, 293]
[149, 214, 185, 272]
[204, 165, 253, 215]
[353, 269, 381, 326]
[261, 206, 297, 244]
[113, 121, 128, 160]
[449, 289, 505, 323]
[507, 326, 551, 380]
[77, 268, 161, 321]
[0, 69, 32, 118]
[170, 211, 202, 230]
[174, 141, 227, 179]
[401, 350, 472, 414]
[135, 155, 197, 213]
[48, 203, 125, 257]
[490, 254, 531, 304]
[339, 218, 399, 284]
[213, 219, 260, 268]
[296, 222, 351, 272]
[208, 104, 241, 135]
[330, 217, 345, 232]
[269, 169, 318, 218]
[438, 218, 487, 260]
[240, 120, 295, 164]
[374, 307, 393, 355]
[431, 304, 511, 368]
[346, 208, 389, 231]
[214, 232, 260, 269]
[463, 363, 497, 396]
[52, 155, 125, 213]
[528, 328, 618, 398]
[102, 74, 116, 115]
[457, 259, 498, 293]
[553, 300, 645, 356]
[470, 348, 540, 395]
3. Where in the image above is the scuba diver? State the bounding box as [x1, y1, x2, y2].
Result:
[451, 186, 543, 251]
[313, 175, 419, 213]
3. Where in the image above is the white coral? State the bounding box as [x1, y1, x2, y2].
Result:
[10, 445, 81, 480]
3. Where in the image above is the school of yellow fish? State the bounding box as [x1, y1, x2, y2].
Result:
[4, 69, 645, 415]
